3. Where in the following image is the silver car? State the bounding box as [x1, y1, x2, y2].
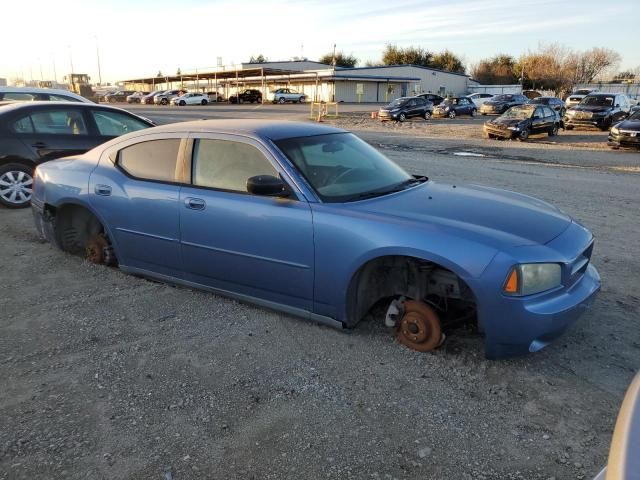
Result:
[0, 86, 92, 103]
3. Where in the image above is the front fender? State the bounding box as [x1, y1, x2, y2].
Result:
[310, 204, 498, 322]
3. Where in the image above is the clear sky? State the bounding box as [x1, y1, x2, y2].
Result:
[1, 0, 638, 84]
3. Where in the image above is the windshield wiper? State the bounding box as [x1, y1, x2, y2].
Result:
[350, 176, 428, 201]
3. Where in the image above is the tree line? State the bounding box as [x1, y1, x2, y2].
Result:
[471, 44, 624, 94]
[248, 43, 631, 95]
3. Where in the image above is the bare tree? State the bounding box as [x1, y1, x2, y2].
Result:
[566, 47, 621, 85]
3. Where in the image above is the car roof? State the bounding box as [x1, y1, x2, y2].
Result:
[0, 86, 92, 102]
[137, 119, 346, 141]
[0, 101, 140, 116]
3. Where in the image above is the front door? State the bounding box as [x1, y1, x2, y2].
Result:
[179, 135, 315, 311]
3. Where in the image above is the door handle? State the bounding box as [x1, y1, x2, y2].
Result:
[32, 142, 47, 148]
[95, 184, 112, 196]
[184, 197, 205, 210]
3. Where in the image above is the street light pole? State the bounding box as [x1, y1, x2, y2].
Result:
[95, 36, 102, 86]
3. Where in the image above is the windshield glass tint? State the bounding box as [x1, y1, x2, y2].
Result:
[492, 95, 513, 102]
[275, 133, 413, 203]
[582, 96, 613, 106]
[388, 99, 407, 108]
[529, 98, 547, 104]
[502, 106, 534, 119]
[629, 111, 640, 120]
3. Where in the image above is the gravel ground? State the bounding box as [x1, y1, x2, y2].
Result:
[1, 118, 639, 480]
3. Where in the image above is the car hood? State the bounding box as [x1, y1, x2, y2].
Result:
[570, 105, 612, 113]
[347, 182, 571, 247]
[615, 118, 640, 131]
[484, 100, 509, 107]
[489, 117, 529, 128]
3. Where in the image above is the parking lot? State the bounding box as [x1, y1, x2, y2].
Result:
[1, 104, 640, 480]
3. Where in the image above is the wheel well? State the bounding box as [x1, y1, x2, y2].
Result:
[1, 158, 36, 170]
[48, 204, 105, 254]
[345, 255, 477, 328]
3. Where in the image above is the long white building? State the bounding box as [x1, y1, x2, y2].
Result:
[122, 61, 474, 103]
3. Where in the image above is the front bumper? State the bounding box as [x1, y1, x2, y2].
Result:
[480, 105, 503, 115]
[432, 109, 449, 117]
[608, 131, 640, 148]
[474, 221, 601, 359]
[379, 110, 399, 121]
[564, 114, 608, 128]
[483, 124, 516, 139]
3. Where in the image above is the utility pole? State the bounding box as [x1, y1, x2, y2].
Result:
[332, 43, 336, 68]
[69, 45, 74, 74]
[52, 53, 57, 84]
[95, 36, 102, 86]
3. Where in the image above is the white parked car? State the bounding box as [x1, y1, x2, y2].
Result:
[565, 89, 597, 108]
[171, 92, 209, 106]
[0, 86, 92, 103]
[467, 92, 494, 108]
[270, 88, 307, 104]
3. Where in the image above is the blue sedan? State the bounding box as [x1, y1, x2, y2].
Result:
[31, 120, 600, 359]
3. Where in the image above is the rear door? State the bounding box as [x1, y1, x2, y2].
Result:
[10, 105, 98, 163]
[89, 133, 188, 276]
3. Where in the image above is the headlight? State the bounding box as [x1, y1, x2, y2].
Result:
[611, 126, 620, 135]
[503, 263, 562, 296]
[507, 126, 520, 131]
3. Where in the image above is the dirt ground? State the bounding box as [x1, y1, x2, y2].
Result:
[1, 115, 639, 480]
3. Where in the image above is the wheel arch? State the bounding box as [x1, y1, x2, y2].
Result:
[44, 199, 119, 258]
[343, 249, 479, 328]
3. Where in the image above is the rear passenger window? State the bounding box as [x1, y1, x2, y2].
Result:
[13, 116, 35, 133]
[30, 110, 88, 135]
[3, 92, 36, 101]
[92, 110, 149, 136]
[118, 139, 181, 183]
[47, 94, 82, 102]
[192, 139, 277, 193]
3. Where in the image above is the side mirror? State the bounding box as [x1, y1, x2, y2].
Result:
[246, 175, 289, 197]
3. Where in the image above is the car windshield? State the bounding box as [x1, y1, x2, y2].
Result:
[528, 98, 548, 104]
[442, 98, 458, 105]
[629, 111, 640, 120]
[501, 106, 534, 119]
[388, 99, 407, 108]
[275, 132, 420, 203]
[492, 95, 514, 102]
[581, 96, 613, 107]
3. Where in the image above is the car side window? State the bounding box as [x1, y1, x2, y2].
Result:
[118, 139, 182, 183]
[92, 110, 149, 136]
[3, 92, 36, 101]
[192, 139, 278, 193]
[47, 94, 82, 102]
[12, 116, 35, 133]
[534, 108, 544, 119]
[29, 110, 88, 135]
[543, 107, 554, 117]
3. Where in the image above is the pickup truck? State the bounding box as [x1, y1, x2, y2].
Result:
[229, 89, 262, 104]
[270, 88, 307, 104]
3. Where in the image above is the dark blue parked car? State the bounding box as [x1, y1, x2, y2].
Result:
[31, 120, 600, 359]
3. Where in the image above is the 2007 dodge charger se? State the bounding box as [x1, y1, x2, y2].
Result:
[31, 120, 600, 358]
